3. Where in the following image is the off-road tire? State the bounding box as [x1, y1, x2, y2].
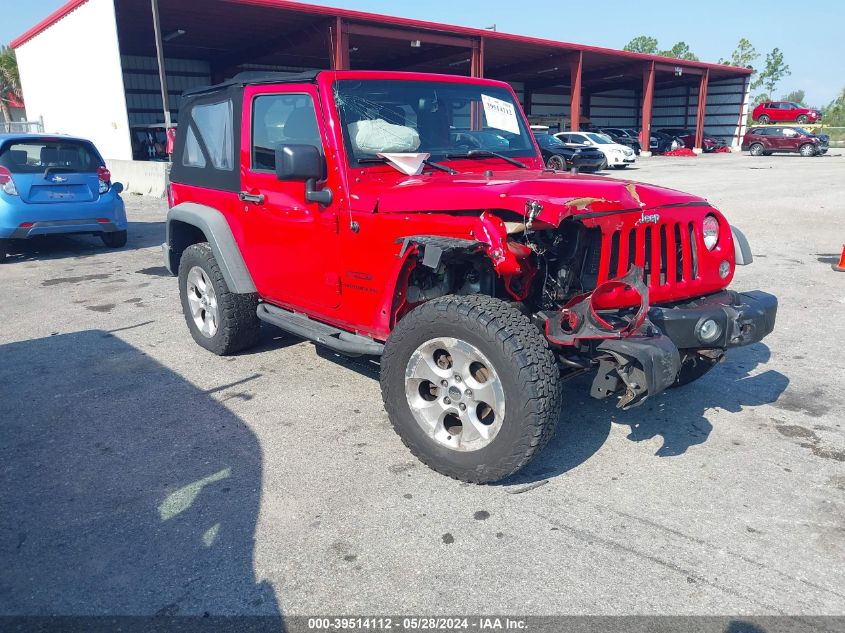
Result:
[799, 143, 816, 157]
[671, 350, 719, 388]
[749, 143, 764, 157]
[758, 114, 770, 124]
[796, 114, 809, 124]
[178, 242, 260, 356]
[101, 230, 127, 248]
[380, 295, 562, 483]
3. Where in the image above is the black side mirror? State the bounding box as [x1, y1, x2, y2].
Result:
[274, 143, 332, 205]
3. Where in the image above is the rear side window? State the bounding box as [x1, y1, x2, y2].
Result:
[251, 93, 322, 171]
[184, 100, 234, 170]
[0, 140, 102, 174]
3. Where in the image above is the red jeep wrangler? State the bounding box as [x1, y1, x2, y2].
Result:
[164, 70, 777, 483]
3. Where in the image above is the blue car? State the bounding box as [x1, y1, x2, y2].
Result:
[0, 134, 127, 262]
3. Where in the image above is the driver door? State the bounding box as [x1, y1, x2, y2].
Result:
[239, 84, 342, 311]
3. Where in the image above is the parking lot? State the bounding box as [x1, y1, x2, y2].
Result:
[1, 151, 844, 617]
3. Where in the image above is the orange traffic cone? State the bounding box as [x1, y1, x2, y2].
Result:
[834, 244, 845, 272]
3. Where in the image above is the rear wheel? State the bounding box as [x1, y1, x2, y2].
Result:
[101, 230, 127, 248]
[546, 155, 566, 171]
[758, 114, 771, 124]
[178, 242, 261, 356]
[749, 143, 765, 156]
[799, 143, 816, 157]
[796, 114, 809, 124]
[380, 295, 561, 483]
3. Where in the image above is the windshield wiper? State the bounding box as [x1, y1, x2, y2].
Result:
[445, 149, 527, 169]
[357, 156, 459, 175]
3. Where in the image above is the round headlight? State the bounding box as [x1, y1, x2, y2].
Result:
[719, 259, 731, 278]
[703, 214, 720, 250]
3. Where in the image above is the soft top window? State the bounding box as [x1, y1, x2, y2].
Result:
[169, 84, 243, 192]
[0, 139, 102, 174]
[186, 100, 234, 171]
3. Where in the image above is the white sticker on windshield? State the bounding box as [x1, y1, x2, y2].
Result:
[481, 94, 520, 135]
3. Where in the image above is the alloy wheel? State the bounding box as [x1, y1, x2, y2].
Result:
[404, 337, 505, 452]
[186, 266, 219, 337]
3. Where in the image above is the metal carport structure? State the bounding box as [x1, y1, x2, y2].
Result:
[13, 0, 752, 160]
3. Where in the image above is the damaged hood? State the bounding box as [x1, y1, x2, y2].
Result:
[352, 169, 707, 226]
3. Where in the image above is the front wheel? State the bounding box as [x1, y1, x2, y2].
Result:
[749, 143, 765, 156]
[380, 295, 561, 483]
[101, 230, 127, 248]
[796, 114, 809, 124]
[178, 242, 261, 356]
[758, 114, 771, 124]
[546, 155, 566, 171]
[598, 157, 608, 170]
[799, 143, 817, 157]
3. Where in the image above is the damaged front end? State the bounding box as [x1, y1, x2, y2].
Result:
[537, 265, 681, 409]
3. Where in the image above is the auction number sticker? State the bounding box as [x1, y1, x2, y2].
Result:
[481, 94, 520, 134]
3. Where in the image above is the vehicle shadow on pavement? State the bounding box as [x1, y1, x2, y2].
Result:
[0, 331, 282, 627]
[508, 343, 788, 484]
[2, 221, 164, 263]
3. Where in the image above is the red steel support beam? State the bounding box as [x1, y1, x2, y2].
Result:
[569, 51, 583, 131]
[469, 38, 485, 129]
[344, 22, 474, 48]
[694, 69, 710, 150]
[330, 17, 349, 70]
[640, 61, 655, 154]
[471, 37, 485, 78]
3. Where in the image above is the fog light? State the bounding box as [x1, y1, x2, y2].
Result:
[719, 260, 730, 278]
[696, 318, 723, 344]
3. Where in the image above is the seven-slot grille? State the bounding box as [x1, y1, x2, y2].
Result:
[583, 219, 703, 290]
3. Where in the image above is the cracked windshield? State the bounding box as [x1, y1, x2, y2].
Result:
[333, 79, 537, 165]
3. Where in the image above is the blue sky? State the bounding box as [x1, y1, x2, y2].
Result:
[2, 0, 842, 106]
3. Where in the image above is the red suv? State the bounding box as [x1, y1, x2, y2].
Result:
[163, 70, 777, 483]
[752, 101, 821, 125]
[742, 126, 829, 156]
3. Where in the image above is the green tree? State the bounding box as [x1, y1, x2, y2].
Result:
[623, 36, 659, 54]
[780, 89, 805, 105]
[659, 41, 699, 62]
[753, 47, 790, 94]
[0, 45, 22, 126]
[719, 38, 759, 69]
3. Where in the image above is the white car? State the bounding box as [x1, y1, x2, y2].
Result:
[554, 131, 636, 169]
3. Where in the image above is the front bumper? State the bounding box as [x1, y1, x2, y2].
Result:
[648, 290, 778, 350]
[542, 279, 777, 409]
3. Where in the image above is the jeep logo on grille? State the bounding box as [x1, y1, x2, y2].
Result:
[637, 212, 660, 225]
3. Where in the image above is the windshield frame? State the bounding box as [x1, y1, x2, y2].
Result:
[330, 77, 540, 169]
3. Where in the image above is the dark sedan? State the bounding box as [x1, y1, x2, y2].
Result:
[533, 131, 606, 172]
[658, 128, 727, 152]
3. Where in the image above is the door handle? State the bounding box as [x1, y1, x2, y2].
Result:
[238, 192, 265, 204]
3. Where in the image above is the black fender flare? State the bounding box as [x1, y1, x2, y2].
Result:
[164, 202, 256, 294]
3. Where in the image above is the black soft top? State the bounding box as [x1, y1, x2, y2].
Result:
[182, 70, 321, 98]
